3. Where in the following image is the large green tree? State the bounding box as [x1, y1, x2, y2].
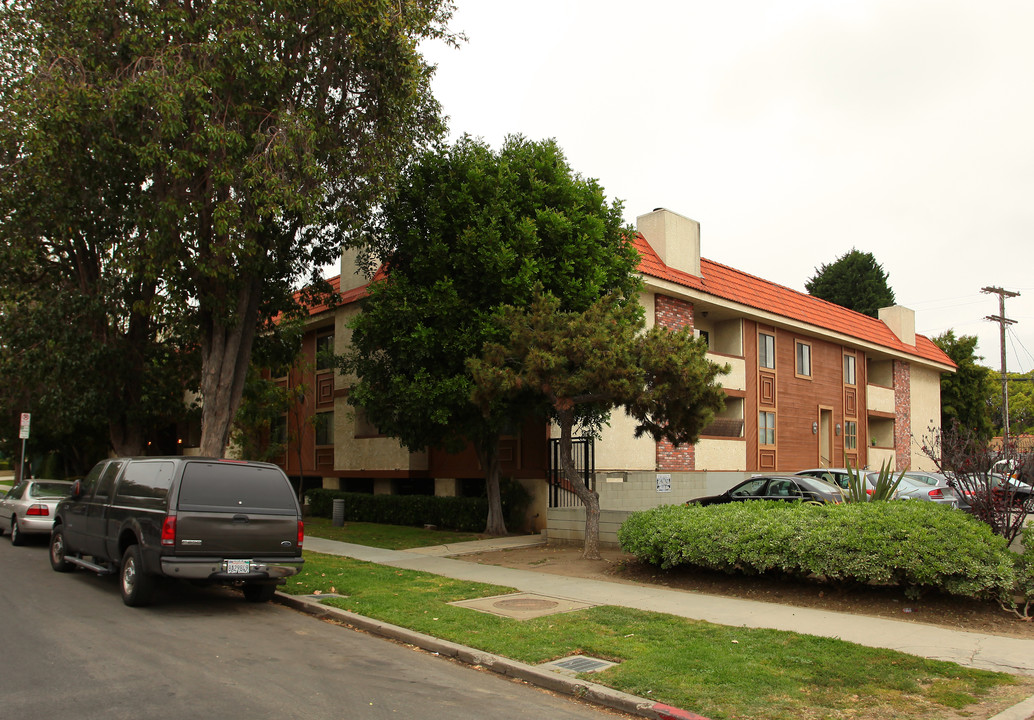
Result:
[343, 135, 642, 535]
[469, 291, 728, 559]
[0, 0, 455, 458]
[988, 370, 1034, 438]
[805, 249, 896, 317]
[932, 331, 995, 441]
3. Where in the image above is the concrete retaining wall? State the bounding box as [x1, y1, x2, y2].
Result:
[548, 470, 750, 546]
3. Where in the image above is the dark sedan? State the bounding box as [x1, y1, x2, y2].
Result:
[689, 475, 844, 506]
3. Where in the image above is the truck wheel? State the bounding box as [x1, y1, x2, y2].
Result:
[10, 517, 25, 546]
[120, 545, 156, 607]
[242, 583, 277, 603]
[50, 527, 75, 572]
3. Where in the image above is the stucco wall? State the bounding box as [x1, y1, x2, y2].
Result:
[332, 303, 424, 473]
[866, 384, 895, 415]
[589, 409, 658, 472]
[909, 364, 943, 471]
[548, 470, 749, 546]
[595, 470, 748, 510]
[695, 438, 747, 471]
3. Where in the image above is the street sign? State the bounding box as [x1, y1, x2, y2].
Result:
[19, 413, 30, 440]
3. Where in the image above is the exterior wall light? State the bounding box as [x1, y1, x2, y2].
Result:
[811, 422, 818, 434]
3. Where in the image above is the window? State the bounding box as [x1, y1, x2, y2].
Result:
[758, 411, 776, 445]
[795, 341, 812, 378]
[315, 411, 334, 446]
[315, 332, 334, 370]
[845, 421, 858, 450]
[759, 333, 775, 369]
[843, 353, 857, 385]
[114, 461, 175, 510]
[95, 461, 125, 503]
[179, 462, 296, 513]
[270, 415, 287, 449]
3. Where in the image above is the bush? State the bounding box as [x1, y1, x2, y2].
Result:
[305, 479, 531, 534]
[1014, 524, 1034, 617]
[618, 501, 1018, 601]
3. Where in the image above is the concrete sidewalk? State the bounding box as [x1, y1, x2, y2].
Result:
[305, 534, 1034, 678]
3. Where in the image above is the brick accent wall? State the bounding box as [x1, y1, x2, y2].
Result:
[893, 360, 911, 470]
[655, 294, 694, 331]
[654, 295, 695, 471]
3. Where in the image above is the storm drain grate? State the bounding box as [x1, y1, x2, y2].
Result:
[541, 655, 618, 675]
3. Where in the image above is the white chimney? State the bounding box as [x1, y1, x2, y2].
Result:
[339, 246, 367, 294]
[878, 305, 916, 346]
[636, 208, 701, 277]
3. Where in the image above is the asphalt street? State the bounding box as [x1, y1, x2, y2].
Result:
[0, 538, 631, 720]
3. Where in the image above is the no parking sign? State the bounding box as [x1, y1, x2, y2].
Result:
[18, 412, 30, 439]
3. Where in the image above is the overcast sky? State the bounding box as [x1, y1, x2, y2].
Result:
[420, 0, 1034, 374]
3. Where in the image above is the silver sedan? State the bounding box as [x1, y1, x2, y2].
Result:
[875, 471, 961, 509]
[0, 480, 74, 546]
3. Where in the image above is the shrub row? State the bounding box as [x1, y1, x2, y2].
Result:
[306, 480, 529, 533]
[617, 501, 1024, 602]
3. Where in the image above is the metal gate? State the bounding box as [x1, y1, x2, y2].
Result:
[547, 437, 595, 508]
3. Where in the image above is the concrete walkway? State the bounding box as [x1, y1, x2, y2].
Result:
[305, 534, 1034, 678]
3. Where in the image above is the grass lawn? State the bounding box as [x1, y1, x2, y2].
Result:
[303, 516, 481, 549]
[284, 550, 1034, 720]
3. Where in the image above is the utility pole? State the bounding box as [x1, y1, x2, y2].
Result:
[982, 286, 1019, 453]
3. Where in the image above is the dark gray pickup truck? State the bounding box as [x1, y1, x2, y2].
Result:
[50, 457, 304, 606]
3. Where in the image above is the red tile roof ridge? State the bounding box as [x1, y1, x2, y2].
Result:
[296, 239, 953, 370]
[633, 233, 955, 369]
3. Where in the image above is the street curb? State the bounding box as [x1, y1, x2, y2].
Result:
[987, 692, 1034, 720]
[274, 592, 710, 720]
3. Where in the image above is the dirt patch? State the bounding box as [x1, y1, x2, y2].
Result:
[458, 543, 1034, 641]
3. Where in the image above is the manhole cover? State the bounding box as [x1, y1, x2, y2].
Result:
[449, 592, 595, 620]
[493, 598, 559, 611]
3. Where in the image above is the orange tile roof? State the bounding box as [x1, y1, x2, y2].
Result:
[307, 238, 953, 369]
[634, 233, 955, 369]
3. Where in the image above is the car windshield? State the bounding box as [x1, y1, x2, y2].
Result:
[29, 482, 72, 498]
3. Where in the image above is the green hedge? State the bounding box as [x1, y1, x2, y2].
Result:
[618, 501, 1020, 601]
[1018, 524, 1034, 607]
[306, 480, 530, 533]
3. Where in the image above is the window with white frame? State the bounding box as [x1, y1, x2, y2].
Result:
[843, 353, 857, 385]
[759, 411, 776, 445]
[759, 333, 775, 369]
[845, 420, 858, 450]
[795, 341, 812, 378]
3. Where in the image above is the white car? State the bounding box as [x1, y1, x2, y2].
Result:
[0, 480, 74, 545]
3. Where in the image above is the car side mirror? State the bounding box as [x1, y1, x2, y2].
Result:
[70, 479, 82, 499]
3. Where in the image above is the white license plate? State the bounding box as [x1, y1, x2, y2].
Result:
[226, 560, 251, 574]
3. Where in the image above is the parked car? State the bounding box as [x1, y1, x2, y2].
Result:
[0, 480, 74, 545]
[689, 475, 844, 506]
[50, 457, 304, 607]
[886, 471, 962, 509]
[794, 468, 881, 494]
[948, 470, 1032, 509]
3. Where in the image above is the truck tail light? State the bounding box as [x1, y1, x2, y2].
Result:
[161, 516, 177, 547]
[26, 504, 49, 516]
[298, 520, 304, 549]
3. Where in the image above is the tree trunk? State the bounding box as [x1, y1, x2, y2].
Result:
[557, 409, 601, 560]
[109, 421, 144, 457]
[476, 435, 507, 536]
[198, 277, 262, 458]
